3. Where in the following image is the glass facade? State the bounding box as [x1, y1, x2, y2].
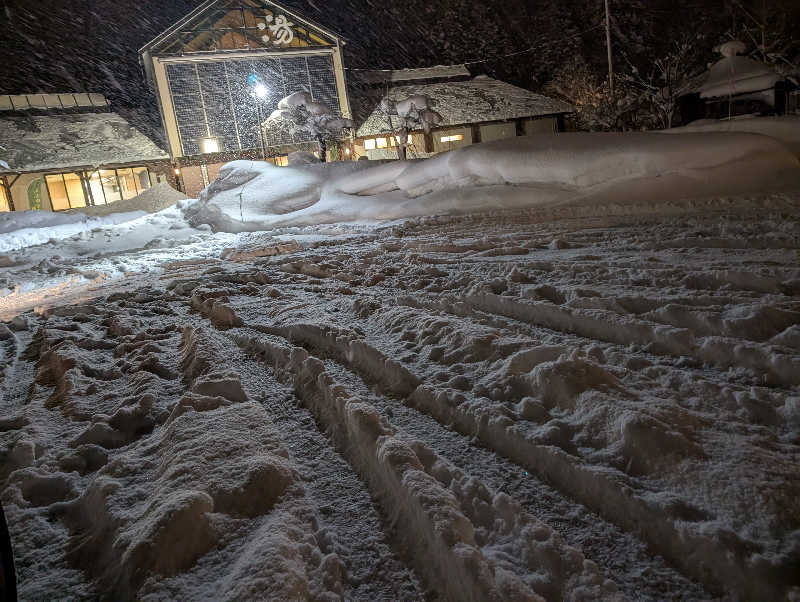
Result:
[44, 167, 154, 210]
[166, 54, 341, 156]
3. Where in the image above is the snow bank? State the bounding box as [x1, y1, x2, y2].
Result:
[192, 132, 800, 230]
[68, 182, 187, 217]
[0, 209, 145, 253]
[666, 115, 800, 158]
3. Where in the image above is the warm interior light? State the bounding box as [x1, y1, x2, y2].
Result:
[254, 83, 268, 99]
[201, 137, 220, 154]
[345, 148, 351, 155]
[174, 168, 181, 175]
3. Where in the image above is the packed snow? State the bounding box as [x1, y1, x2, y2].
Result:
[1, 132, 800, 600]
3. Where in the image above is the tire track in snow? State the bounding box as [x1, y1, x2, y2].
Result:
[186, 323, 424, 601]
[317, 358, 713, 601]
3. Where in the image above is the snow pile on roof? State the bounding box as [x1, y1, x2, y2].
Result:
[191, 132, 800, 229]
[355, 77, 573, 137]
[67, 182, 187, 217]
[0, 209, 146, 253]
[665, 115, 800, 158]
[359, 64, 471, 84]
[698, 55, 781, 99]
[0, 112, 169, 173]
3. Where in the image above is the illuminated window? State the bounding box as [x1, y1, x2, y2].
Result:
[268, 155, 288, 166]
[45, 175, 70, 211]
[63, 172, 86, 208]
[86, 171, 106, 205]
[99, 170, 122, 203]
[364, 139, 376, 150]
[375, 137, 388, 149]
[440, 134, 464, 143]
[0, 181, 10, 212]
[116, 168, 139, 200]
[44, 167, 152, 210]
[133, 167, 153, 193]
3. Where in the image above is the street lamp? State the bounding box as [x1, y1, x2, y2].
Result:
[248, 74, 268, 161]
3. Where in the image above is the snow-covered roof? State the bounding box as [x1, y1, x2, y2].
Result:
[0, 93, 109, 112]
[355, 76, 574, 137]
[698, 55, 782, 99]
[0, 111, 169, 174]
[359, 65, 471, 84]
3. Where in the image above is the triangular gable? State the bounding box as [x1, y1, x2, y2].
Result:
[144, 0, 339, 56]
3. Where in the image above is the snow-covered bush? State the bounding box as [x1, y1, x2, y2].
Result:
[265, 92, 353, 162]
[380, 95, 442, 159]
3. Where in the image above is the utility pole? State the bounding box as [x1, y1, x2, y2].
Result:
[605, 0, 614, 97]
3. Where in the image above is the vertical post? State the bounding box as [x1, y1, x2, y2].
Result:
[256, 103, 267, 161]
[605, 0, 614, 98]
[1, 176, 15, 211]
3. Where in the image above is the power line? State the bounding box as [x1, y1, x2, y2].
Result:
[346, 23, 604, 72]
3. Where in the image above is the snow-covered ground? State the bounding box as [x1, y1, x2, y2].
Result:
[1, 132, 800, 600]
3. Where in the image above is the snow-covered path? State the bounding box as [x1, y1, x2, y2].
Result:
[1, 201, 799, 600]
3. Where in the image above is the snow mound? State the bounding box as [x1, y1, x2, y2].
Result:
[0, 209, 145, 253]
[69, 182, 187, 217]
[191, 132, 800, 230]
[666, 115, 800, 159]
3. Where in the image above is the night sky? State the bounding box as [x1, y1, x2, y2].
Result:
[1, 0, 798, 138]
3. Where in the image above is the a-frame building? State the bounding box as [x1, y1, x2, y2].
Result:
[139, 0, 350, 191]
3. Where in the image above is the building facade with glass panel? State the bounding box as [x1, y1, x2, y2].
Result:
[139, 0, 351, 195]
[0, 97, 172, 212]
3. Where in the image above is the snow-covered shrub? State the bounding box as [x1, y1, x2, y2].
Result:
[265, 92, 353, 162]
[380, 95, 442, 159]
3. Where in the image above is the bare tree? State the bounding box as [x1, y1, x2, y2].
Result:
[266, 92, 353, 162]
[621, 37, 702, 129]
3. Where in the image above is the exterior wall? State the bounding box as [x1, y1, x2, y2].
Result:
[523, 117, 557, 135]
[9, 173, 53, 212]
[180, 165, 207, 198]
[479, 122, 517, 142]
[432, 127, 471, 153]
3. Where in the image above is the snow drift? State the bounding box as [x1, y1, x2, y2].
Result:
[665, 115, 800, 159]
[190, 132, 800, 230]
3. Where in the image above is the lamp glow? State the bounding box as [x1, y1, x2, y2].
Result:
[174, 168, 181, 175]
[254, 83, 268, 99]
[201, 137, 220, 154]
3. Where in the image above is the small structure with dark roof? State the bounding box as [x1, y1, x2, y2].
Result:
[679, 41, 799, 123]
[352, 67, 573, 160]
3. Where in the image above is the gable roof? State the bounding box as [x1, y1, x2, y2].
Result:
[698, 55, 782, 99]
[139, 0, 344, 57]
[354, 76, 574, 138]
[0, 112, 169, 174]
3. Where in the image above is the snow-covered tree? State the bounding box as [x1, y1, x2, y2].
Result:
[265, 92, 353, 162]
[380, 95, 442, 159]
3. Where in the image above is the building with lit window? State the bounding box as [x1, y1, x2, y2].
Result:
[353, 66, 574, 160]
[0, 93, 171, 212]
[138, 0, 351, 196]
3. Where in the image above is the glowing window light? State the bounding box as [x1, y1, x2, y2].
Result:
[201, 137, 220, 154]
[440, 134, 464, 143]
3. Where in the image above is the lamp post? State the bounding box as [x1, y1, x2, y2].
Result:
[248, 74, 268, 161]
